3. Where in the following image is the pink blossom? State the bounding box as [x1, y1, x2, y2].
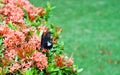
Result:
[22, 28, 30, 35]
[20, 35, 41, 56]
[2, 0, 45, 22]
[20, 56, 33, 71]
[3, 3, 24, 23]
[32, 52, 48, 71]
[2, 0, 8, 3]
[37, 26, 48, 34]
[3, 30, 25, 50]
[0, 0, 49, 73]
[21, 61, 33, 71]
[2, 0, 31, 7]
[66, 57, 73, 67]
[9, 63, 20, 72]
[25, 61, 33, 69]
[4, 49, 17, 60]
[55, 55, 74, 67]
[28, 7, 45, 20]
[0, 25, 10, 35]
[28, 34, 41, 49]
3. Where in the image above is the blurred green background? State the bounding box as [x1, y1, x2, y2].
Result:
[30, 0, 120, 75]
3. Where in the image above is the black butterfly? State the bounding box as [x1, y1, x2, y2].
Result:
[41, 32, 53, 50]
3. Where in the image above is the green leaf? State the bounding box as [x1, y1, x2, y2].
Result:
[58, 71, 62, 75]
[0, 37, 4, 57]
[44, 2, 56, 21]
[3, 67, 9, 74]
[0, 45, 4, 50]
[0, 38, 2, 45]
[46, 63, 60, 72]
[28, 31, 33, 36]
[38, 71, 44, 75]
[25, 68, 34, 75]
[8, 21, 17, 30]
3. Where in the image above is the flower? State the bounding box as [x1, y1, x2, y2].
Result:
[4, 49, 17, 60]
[22, 28, 30, 35]
[37, 26, 48, 34]
[28, 34, 41, 50]
[21, 61, 33, 71]
[66, 57, 73, 67]
[17, 34, 41, 58]
[9, 62, 20, 72]
[28, 7, 46, 20]
[55, 55, 74, 67]
[54, 55, 65, 67]
[32, 52, 48, 71]
[2, 0, 45, 21]
[3, 30, 25, 50]
[2, 3, 24, 23]
[0, 25, 9, 36]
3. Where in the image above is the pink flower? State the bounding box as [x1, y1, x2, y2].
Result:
[55, 55, 74, 67]
[28, 34, 41, 49]
[22, 28, 30, 35]
[25, 61, 33, 69]
[28, 7, 45, 20]
[2, 0, 31, 7]
[2, 0, 8, 3]
[0, 0, 49, 73]
[19, 35, 40, 57]
[18, 0, 35, 11]
[3, 30, 25, 50]
[54, 55, 66, 67]
[3, 3, 24, 23]
[4, 49, 17, 60]
[9, 62, 20, 72]
[66, 57, 73, 67]
[0, 25, 10, 35]
[32, 52, 48, 71]
[21, 61, 33, 71]
[1, 0, 45, 23]
[37, 26, 48, 34]
[20, 56, 33, 71]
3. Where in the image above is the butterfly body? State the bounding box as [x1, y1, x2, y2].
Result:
[41, 32, 53, 50]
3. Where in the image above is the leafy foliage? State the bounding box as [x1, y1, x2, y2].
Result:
[0, 0, 81, 75]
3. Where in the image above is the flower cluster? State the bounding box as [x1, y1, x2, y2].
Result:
[32, 52, 48, 71]
[1, 0, 45, 24]
[55, 55, 73, 67]
[0, 0, 79, 75]
[2, 3, 24, 23]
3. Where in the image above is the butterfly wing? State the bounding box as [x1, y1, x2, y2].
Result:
[41, 32, 53, 50]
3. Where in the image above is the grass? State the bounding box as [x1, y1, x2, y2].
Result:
[30, 0, 120, 75]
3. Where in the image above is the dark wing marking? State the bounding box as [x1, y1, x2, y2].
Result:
[41, 32, 53, 50]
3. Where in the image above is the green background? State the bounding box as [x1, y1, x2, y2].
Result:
[30, 0, 120, 75]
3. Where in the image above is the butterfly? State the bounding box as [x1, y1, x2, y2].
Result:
[41, 31, 53, 50]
